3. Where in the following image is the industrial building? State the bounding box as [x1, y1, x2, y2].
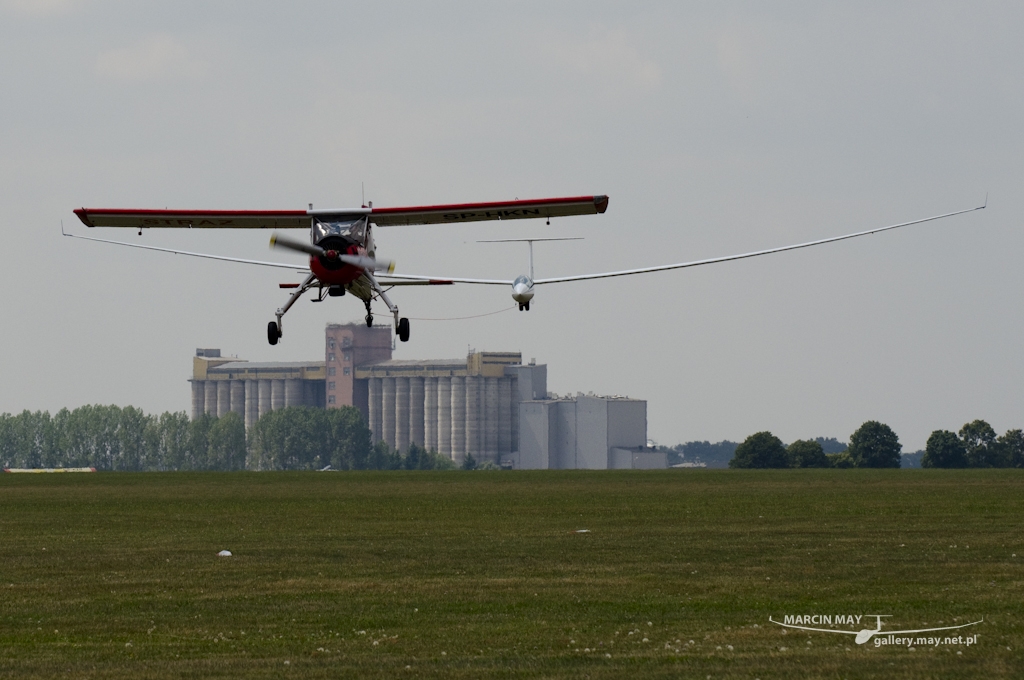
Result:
[190, 323, 661, 469]
[354, 353, 546, 465]
[517, 395, 664, 469]
[190, 349, 325, 429]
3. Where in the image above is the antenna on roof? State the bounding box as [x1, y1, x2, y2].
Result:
[361, 182, 365, 208]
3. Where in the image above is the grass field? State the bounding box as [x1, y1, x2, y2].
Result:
[1, 470, 1022, 679]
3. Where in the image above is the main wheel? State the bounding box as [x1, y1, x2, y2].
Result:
[524, 301, 530, 311]
[365, 314, 373, 327]
[397, 317, 410, 342]
[267, 321, 280, 345]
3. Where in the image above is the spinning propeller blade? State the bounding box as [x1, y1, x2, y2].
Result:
[269, 233, 325, 257]
[269, 233, 394, 273]
[336, 254, 396, 274]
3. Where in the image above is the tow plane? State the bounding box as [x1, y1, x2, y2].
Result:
[67, 194, 985, 345]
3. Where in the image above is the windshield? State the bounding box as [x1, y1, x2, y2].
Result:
[312, 216, 367, 244]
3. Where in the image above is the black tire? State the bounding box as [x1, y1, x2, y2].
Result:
[365, 314, 373, 328]
[398, 317, 410, 342]
[267, 321, 280, 345]
[524, 301, 530, 311]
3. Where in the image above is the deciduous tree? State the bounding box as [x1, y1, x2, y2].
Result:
[959, 420, 1006, 467]
[729, 432, 789, 468]
[207, 411, 246, 471]
[922, 430, 967, 468]
[787, 439, 829, 468]
[848, 421, 901, 468]
[997, 429, 1024, 468]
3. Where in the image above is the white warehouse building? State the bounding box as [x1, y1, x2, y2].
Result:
[517, 394, 664, 470]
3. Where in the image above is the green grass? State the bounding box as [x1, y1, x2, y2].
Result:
[1, 470, 1022, 678]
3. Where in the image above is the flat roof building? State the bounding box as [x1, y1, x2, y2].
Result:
[517, 394, 663, 470]
[190, 349, 325, 428]
[188, 324, 658, 469]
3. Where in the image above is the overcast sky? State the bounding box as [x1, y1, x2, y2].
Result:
[2, 1, 1021, 450]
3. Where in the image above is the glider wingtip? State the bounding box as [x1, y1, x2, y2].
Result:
[594, 195, 609, 213]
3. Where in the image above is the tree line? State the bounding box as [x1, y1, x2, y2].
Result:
[663, 437, 848, 468]
[0, 405, 454, 471]
[727, 419, 1024, 469]
[922, 420, 1024, 468]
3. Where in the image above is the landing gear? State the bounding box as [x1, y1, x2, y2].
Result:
[518, 301, 530, 311]
[364, 298, 373, 327]
[364, 271, 406, 341]
[266, 272, 317, 346]
[328, 285, 345, 297]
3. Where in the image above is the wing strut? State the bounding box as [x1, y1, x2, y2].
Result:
[61, 223, 310, 272]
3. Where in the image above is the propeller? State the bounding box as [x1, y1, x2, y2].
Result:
[269, 232, 323, 257]
[270, 233, 395, 273]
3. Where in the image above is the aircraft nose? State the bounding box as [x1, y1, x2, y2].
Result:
[511, 281, 534, 303]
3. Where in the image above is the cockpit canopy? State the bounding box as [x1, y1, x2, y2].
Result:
[312, 215, 367, 245]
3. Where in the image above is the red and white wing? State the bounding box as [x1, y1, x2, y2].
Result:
[74, 196, 608, 229]
[74, 208, 309, 229]
[370, 195, 609, 226]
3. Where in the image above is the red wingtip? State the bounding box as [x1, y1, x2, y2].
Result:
[73, 208, 94, 227]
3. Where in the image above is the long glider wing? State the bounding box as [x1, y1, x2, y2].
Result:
[62, 228, 310, 271]
[73, 195, 609, 229]
[378, 274, 512, 285]
[532, 204, 985, 284]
